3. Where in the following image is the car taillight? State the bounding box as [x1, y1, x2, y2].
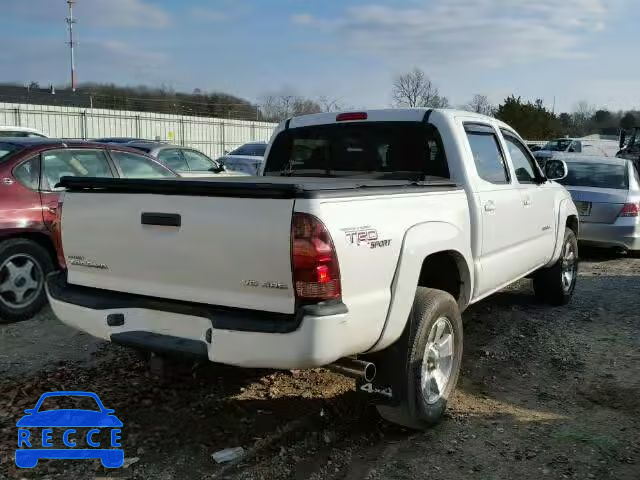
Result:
[620, 202, 639, 217]
[291, 213, 341, 302]
[51, 198, 66, 269]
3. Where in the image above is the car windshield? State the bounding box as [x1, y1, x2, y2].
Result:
[264, 122, 449, 180]
[230, 143, 267, 156]
[0, 143, 24, 163]
[542, 139, 572, 151]
[557, 162, 629, 189]
[37, 395, 101, 412]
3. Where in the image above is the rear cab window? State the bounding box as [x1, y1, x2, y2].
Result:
[264, 122, 449, 180]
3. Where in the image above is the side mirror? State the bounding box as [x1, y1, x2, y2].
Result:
[545, 159, 568, 181]
[209, 165, 225, 173]
[620, 131, 626, 149]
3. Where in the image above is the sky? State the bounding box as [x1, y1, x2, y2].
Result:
[0, 0, 637, 113]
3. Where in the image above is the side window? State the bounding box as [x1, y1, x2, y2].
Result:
[41, 149, 113, 190]
[465, 124, 509, 184]
[570, 141, 582, 153]
[501, 132, 540, 184]
[182, 150, 215, 170]
[158, 149, 189, 171]
[13, 157, 39, 190]
[111, 151, 175, 178]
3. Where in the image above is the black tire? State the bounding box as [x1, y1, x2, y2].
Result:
[533, 228, 578, 306]
[376, 287, 463, 430]
[0, 238, 54, 324]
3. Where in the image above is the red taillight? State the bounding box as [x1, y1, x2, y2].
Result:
[51, 198, 66, 269]
[336, 112, 367, 122]
[291, 213, 341, 302]
[620, 202, 639, 217]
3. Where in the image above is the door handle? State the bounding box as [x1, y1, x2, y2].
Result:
[484, 201, 496, 212]
[141, 212, 181, 227]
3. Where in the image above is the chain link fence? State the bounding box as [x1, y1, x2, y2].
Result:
[0, 102, 277, 159]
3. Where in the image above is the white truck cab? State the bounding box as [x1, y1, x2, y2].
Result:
[47, 109, 579, 429]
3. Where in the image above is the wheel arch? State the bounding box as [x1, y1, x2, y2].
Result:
[366, 221, 473, 353]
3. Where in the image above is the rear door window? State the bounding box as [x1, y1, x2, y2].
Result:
[465, 124, 510, 184]
[110, 151, 175, 178]
[264, 122, 449, 180]
[41, 149, 114, 190]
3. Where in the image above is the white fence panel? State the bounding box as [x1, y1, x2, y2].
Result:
[0, 102, 277, 159]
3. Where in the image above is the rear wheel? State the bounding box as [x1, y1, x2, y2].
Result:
[376, 288, 463, 429]
[0, 239, 54, 323]
[533, 228, 578, 306]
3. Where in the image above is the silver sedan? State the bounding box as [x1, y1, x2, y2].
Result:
[557, 157, 640, 251]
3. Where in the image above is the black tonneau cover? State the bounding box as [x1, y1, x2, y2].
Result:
[57, 176, 460, 199]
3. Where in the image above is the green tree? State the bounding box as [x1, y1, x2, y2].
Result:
[620, 112, 637, 130]
[494, 96, 559, 140]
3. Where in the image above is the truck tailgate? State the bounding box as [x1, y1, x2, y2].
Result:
[60, 182, 296, 314]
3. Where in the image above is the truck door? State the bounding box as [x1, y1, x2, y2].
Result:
[500, 130, 556, 268]
[463, 123, 528, 296]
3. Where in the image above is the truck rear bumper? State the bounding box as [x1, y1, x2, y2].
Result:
[46, 272, 353, 369]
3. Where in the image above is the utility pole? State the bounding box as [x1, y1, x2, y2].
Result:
[66, 0, 77, 91]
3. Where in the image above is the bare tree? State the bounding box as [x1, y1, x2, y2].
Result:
[260, 93, 344, 122]
[464, 94, 494, 116]
[572, 100, 596, 136]
[392, 68, 449, 108]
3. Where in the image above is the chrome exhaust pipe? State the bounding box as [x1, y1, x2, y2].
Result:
[328, 357, 376, 383]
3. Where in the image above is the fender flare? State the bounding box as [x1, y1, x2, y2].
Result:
[366, 221, 473, 353]
[545, 198, 579, 268]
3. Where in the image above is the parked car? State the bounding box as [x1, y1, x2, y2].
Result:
[122, 141, 247, 178]
[93, 137, 150, 144]
[554, 156, 640, 252]
[535, 137, 620, 167]
[47, 109, 579, 429]
[0, 138, 176, 323]
[216, 141, 267, 175]
[0, 126, 47, 138]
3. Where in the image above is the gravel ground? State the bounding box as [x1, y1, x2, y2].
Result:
[1, 249, 639, 479]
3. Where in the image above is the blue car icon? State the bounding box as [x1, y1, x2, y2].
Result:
[15, 391, 124, 468]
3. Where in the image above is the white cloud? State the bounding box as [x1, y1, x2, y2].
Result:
[85, 0, 170, 28]
[6, 0, 170, 29]
[189, 7, 229, 22]
[291, 13, 314, 25]
[301, 0, 625, 68]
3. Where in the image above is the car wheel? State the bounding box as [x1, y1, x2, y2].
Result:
[533, 228, 578, 306]
[376, 287, 463, 430]
[0, 239, 54, 323]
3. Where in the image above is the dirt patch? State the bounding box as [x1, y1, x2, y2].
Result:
[1, 250, 639, 479]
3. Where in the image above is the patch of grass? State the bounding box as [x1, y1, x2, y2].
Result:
[552, 428, 618, 455]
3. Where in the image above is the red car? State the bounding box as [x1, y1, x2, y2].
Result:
[0, 138, 177, 323]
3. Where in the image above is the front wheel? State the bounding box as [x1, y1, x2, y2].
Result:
[376, 287, 463, 430]
[533, 228, 578, 306]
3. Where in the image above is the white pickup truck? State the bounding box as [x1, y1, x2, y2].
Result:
[46, 109, 579, 429]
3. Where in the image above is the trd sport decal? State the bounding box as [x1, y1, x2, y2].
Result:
[342, 226, 392, 249]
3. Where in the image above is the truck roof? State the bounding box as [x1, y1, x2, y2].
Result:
[286, 108, 515, 132]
